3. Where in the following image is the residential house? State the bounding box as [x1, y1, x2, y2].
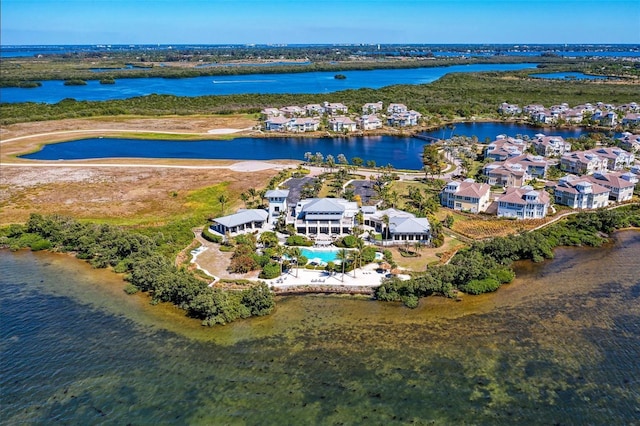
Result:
[498, 102, 521, 115]
[387, 103, 408, 114]
[484, 137, 525, 161]
[618, 133, 640, 152]
[328, 116, 357, 132]
[265, 115, 291, 132]
[279, 105, 305, 117]
[323, 101, 349, 115]
[532, 134, 571, 157]
[356, 114, 383, 130]
[504, 154, 549, 178]
[260, 108, 281, 119]
[531, 109, 556, 125]
[587, 171, 638, 202]
[209, 209, 268, 237]
[362, 102, 384, 114]
[560, 151, 608, 175]
[387, 110, 422, 127]
[622, 113, 640, 126]
[554, 175, 610, 209]
[496, 186, 550, 219]
[585, 147, 634, 171]
[562, 108, 584, 124]
[289, 198, 359, 236]
[523, 104, 545, 115]
[483, 162, 528, 187]
[305, 104, 326, 116]
[264, 189, 289, 223]
[289, 117, 320, 133]
[440, 179, 492, 213]
[362, 207, 430, 244]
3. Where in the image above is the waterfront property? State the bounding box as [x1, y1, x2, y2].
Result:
[440, 179, 492, 213]
[560, 151, 608, 175]
[618, 133, 640, 152]
[328, 116, 357, 132]
[586, 171, 638, 202]
[289, 198, 359, 237]
[356, 114, 383, 130]
[483, 136, 527, 161]
[361, 207, 431, 244]
[531, 134, 571, 157]
[553, 175, 610, 209]
[496, 186, 550, 219]
[210, 209, 269, 237]
[264, 189, 290, 223]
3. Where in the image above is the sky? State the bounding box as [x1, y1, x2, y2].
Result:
[1, 0, 639, 46]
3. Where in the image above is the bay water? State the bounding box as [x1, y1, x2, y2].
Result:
[1, 231, 639, 424]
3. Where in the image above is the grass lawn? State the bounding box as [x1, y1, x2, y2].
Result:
[389, 235, 466, 271]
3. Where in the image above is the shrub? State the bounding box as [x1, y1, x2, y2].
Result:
[29, 238, 52, 251]
[202, 227, 223, 243]
[124, 284, 140, 294]
[259, 262, 281, 279]
[64, 79, 87, 86]
[286, 235, 313, 246]
[459, 277, 501, 295]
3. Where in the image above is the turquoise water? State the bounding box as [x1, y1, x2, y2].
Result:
[300, 248, 343, 264]
[1, 231, 639, 423]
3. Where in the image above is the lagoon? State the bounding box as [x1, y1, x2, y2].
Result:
[530, 71, 613, 80]
[0, 63, 537, 104]
[19, 123, 595, 169]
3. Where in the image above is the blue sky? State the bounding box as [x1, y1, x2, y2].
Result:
[2, 0, 639, 45]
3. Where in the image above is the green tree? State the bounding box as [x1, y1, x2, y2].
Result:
[218, 194, 229, 216]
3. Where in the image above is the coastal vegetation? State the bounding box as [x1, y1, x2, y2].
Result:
[376, 206, 640, 306]
[3, 69, 638, 125]
[0, 214, 275, 325]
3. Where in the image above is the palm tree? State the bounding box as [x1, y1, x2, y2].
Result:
[218, 194, 229, 215]
[287, 246, 302, 278]
[336, 248, 350, 282]
[274, 244, 286, 276]
[247, 188, 258, 207]
[240, 192, 249, 208]
[381, 214, 390, 240]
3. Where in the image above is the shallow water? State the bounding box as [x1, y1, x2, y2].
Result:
[1, 231, 639, 424]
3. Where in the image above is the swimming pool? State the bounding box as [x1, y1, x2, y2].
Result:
[300, 248, 345, 264]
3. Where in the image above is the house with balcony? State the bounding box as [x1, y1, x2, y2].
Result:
[209, 209, 269, 237]
[498, 102, 521, 115]
[496, 186, 550, 219]
[585, 147, 635, 171]
[387, 110, 422, 127]
[387, 103, 408, 114]
[440, 179, 492, 213]
[362, 102, 384, 114]
[361, 207, 431, 245]
[560, 151, 608, 175]
[323, 102, 349, 115]
[356, 114, 383, 130]
[483, 162, 528, 187]
[288, 198, 359, 236]
[264, 189, 289, 223]
[289, 117, 320, 132]
[505, 154, 549, 178]
[532, 134, 571, 157]
[328, 116, 357, 132]
[553, 175, 610, 209]
[587, 171, 638, 202]
[260, 108, 282, 119]
[622, 113, 640, 126]
[265, 115, 291, 132]
[484, 138, 525, 161]
[279, 105, 305, 117]
[618, 133, 640, 152]
[305, 104, 326, 116]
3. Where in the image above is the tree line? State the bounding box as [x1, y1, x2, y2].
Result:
[376, 206, 640, 307]
[3, 70, 639, 126]
[0, 214, 275, 325]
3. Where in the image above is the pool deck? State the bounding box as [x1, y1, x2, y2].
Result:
[263, 262, 387, 291]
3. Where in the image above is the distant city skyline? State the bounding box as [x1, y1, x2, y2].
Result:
[2, 0, 639, 46]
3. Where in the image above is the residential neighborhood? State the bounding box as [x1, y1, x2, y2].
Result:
[260, 100, 424, 133]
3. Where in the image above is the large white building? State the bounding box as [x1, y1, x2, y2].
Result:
[288, 198, 359, 236]
[496, 186, 550, 219]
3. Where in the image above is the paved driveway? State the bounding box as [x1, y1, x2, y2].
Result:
[348, 179, 378, 205]
[281, 177, 317, 205]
